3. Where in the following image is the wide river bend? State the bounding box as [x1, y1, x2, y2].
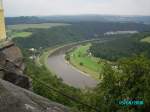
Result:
[47, 39, 113, 88]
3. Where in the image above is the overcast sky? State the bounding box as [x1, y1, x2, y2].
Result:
[3, 0, 150, 17]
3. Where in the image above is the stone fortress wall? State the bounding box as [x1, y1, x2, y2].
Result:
[0, 0, 6, 41]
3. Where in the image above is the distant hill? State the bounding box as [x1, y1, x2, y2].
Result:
[5, 16, 49, 25]
[40, 15, 150, 24]
[5, 15, 150, 25]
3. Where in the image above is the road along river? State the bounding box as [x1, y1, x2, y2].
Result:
[47, 38, 116, 88]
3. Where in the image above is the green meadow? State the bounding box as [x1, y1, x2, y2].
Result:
[68, 43, 104, 80]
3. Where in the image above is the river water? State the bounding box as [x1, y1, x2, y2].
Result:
[47, 54, 98, 88]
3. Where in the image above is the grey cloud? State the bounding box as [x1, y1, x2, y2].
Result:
[3, 0, 150, 17]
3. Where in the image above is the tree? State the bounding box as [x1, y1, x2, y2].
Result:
[89, 55, 150, 112]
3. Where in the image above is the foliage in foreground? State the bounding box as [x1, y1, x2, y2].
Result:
[87, 55, 150, 112]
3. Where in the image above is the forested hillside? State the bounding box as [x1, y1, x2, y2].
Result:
[13, 22, 150, 49]
[90, 33, 150, 61]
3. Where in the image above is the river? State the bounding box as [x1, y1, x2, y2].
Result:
[47, 38, 117, 88]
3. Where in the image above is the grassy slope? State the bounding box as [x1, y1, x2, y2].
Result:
[141, 36, 150, 43]
[68, 43, 104, 80]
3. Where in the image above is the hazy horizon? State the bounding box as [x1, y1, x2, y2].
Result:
[3, 0, 150, 17]
[5, 14, 150, 18]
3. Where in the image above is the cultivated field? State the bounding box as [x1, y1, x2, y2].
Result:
[11, 32, 32, 38]
[7, 23, 70, 30]
[141, 36, 150, 43]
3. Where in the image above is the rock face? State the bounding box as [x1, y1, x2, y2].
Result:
[0, 41, 31, 89]
[0, 79, 69, 112]
[0, 41, 25, 73]
[0, 41, 70, 112]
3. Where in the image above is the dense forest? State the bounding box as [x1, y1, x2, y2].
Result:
[90, 33, 150, 61]
[13, 22, 150, 49]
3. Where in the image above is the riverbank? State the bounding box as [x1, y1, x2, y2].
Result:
[36, 38, 116, 88]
